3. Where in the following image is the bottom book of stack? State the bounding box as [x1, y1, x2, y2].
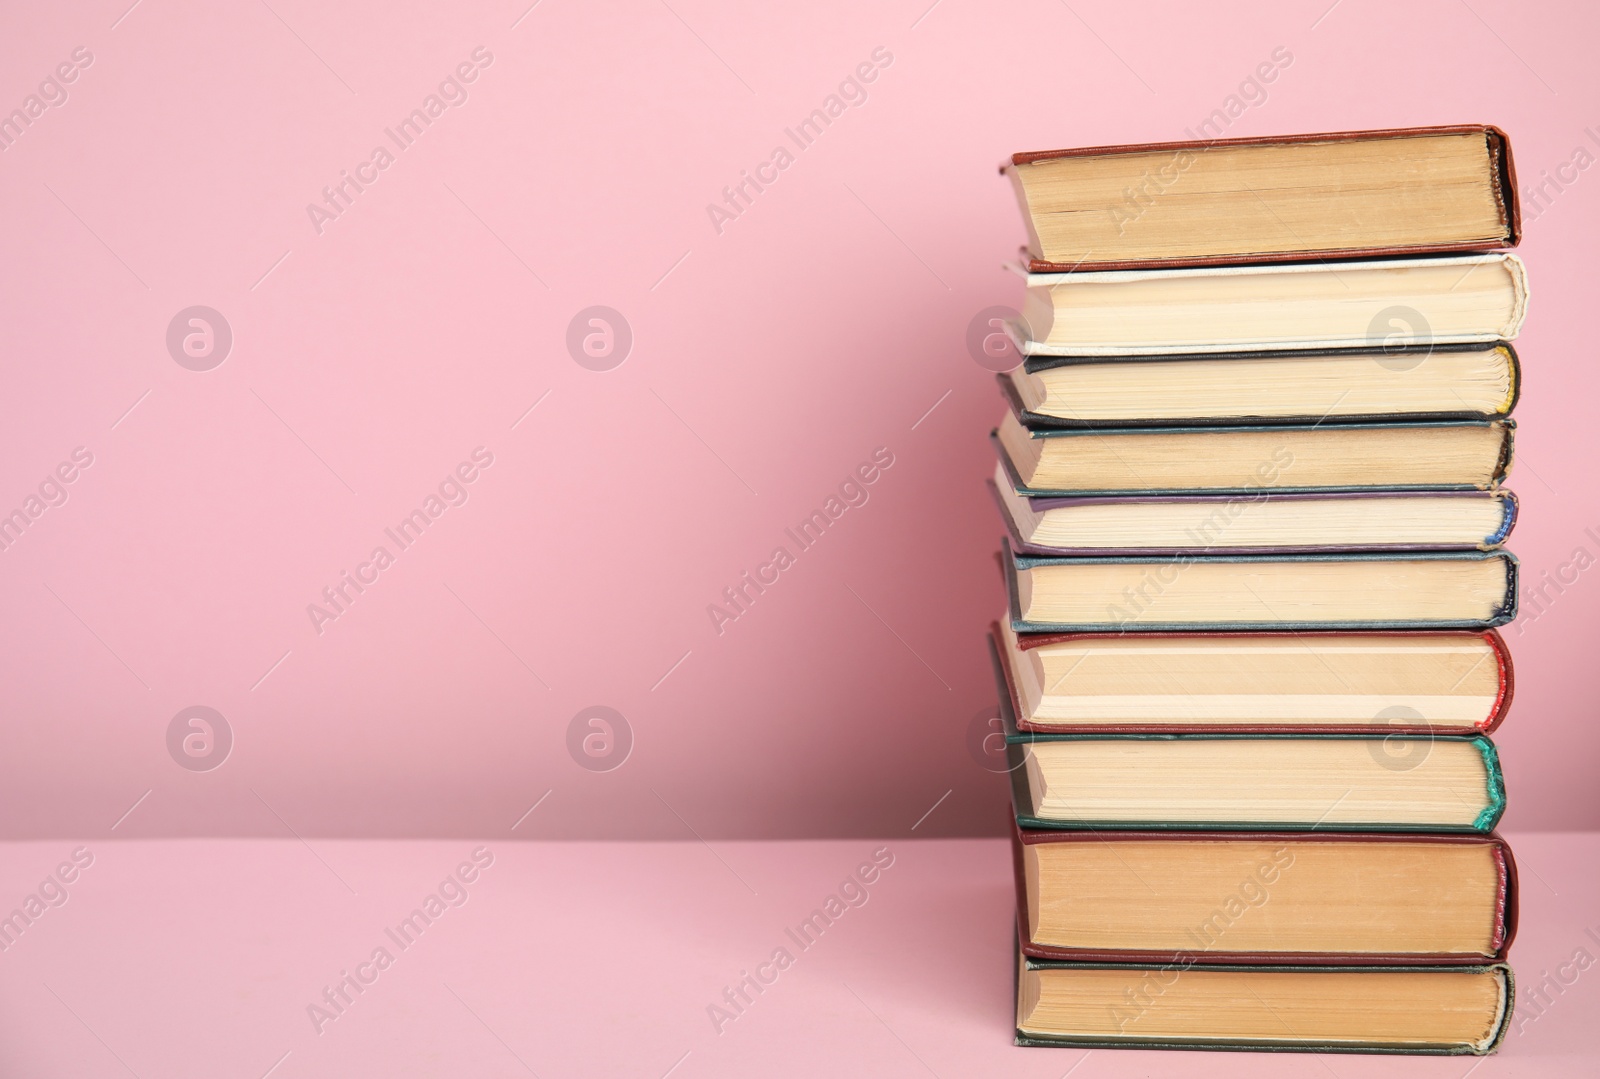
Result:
[1017, 954, 1513, 1053]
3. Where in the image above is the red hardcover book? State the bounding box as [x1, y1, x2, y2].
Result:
[990, 621, 1513, 736]
[1003, 124, 1519, 273]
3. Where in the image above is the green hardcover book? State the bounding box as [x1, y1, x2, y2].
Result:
[1016, 951, 1513, 1054]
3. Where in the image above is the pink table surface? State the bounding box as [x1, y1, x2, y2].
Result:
[0, 832, 1592, 1077]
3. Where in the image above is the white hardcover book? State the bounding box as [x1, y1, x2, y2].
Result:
[1008, 253, 1528, 356]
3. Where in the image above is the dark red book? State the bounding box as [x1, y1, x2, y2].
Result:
[989, 621, 1513, 736]
[1003, 124, 1519, 273]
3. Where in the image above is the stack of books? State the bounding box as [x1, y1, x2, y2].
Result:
[989, 126, 1525, 1055]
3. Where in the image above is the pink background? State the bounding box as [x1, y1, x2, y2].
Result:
[1, 0, 1597, 842]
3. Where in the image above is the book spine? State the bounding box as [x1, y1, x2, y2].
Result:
[1490, 841, 1515, 957]
[1493, 552, 1520, 623]
[1492, 421, 1516, 487]
[1489, 125, 1522, 244]
[1472, 738, 1507, 832]
[1497, 342, 1522, 417]
[1483, 964, 1516, 1053]
[1484, 491, 1518, 547]
[1480, 629, 1514, 733]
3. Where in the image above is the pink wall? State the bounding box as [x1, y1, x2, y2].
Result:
[0, 0, 1594, 839]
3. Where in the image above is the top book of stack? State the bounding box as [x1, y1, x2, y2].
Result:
[1003, 125, 1519, 273]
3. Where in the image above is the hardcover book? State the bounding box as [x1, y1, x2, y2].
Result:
[1002, 342, 1519, 428]
[992, 412, 1515, 497]
[1010, 822, 1518, 965]
[988, 621, 1513, 736]
[989, 472, 1517, 556]
[1002, 542, 1518, 633]
[1003, 124, 1519, 273]
[992, 638, 1505, 832]
[1009, 254, 1527, 356]
[1016, 952, 1513, 1054]
[1004, 732, 1504, 833]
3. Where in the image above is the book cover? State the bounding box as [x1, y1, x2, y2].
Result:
[1006, 254, 1527, 356]
[1015, 952, 1514, 1054]
[1002, 543, 1520, 633]
[1002, 729, 1506, 834]
[990, 420, 1517, 498]
[1009, 821, 1519, 966]
[1002, 341, 1521, 428]
[988, 477, 1519, 557]
[1004, 124, 1519, 273]
[986, 623, 1513, 737]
